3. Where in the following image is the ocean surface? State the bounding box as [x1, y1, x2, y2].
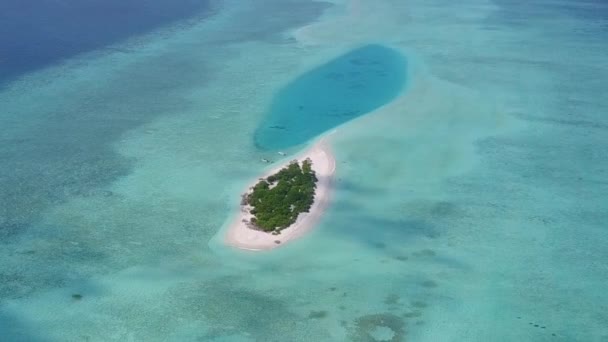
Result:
[0, 0, 219, 85]
[1, 0, 607, 341]
[254, 44, 407, 150]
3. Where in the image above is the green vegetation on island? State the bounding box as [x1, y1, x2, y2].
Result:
[245, 159, 317, 232]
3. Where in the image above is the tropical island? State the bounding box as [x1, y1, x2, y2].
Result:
[225, 139, 336, 251]
[245, 159, 317, 232]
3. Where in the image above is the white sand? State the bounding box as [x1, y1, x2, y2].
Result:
[225, 139, 336, 251]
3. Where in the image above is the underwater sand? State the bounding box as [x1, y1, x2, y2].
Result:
[1, 0, 607, 341]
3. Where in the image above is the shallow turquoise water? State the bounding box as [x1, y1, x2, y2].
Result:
[0, 0, 607, 341]
[254, 44, 407, 150]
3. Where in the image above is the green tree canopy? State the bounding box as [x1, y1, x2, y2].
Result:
[246, 159, 317, 232]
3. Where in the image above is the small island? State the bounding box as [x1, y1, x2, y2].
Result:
[245, 159, 317, 233]
[225, 139, 336, 251]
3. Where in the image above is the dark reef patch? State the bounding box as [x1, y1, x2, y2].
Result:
[384, 294, 400, 306]
[308, 310, 329, 319]
[411, 301, 428, 309]
[421, 280, 438, 288]
[394, 255, 409, 262]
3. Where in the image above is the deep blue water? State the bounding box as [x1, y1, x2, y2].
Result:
[0, 0, 217, 84]
[490, 0, 608, 28]
[254, 44, 408, 150]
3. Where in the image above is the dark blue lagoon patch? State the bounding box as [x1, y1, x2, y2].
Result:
[254, 44, 407, 150]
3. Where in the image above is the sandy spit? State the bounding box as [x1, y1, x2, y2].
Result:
[225, 139, 336, 251]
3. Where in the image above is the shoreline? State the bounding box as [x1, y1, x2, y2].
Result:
[225, 139, 336, 251]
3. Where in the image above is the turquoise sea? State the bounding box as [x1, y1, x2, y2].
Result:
[1, 0, 607, 341]
[254, 44, 407, 150]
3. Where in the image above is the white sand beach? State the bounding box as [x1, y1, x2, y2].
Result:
[225, 139, 336, 251]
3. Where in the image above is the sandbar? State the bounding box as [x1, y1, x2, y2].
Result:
[225, 139, 336, 251]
